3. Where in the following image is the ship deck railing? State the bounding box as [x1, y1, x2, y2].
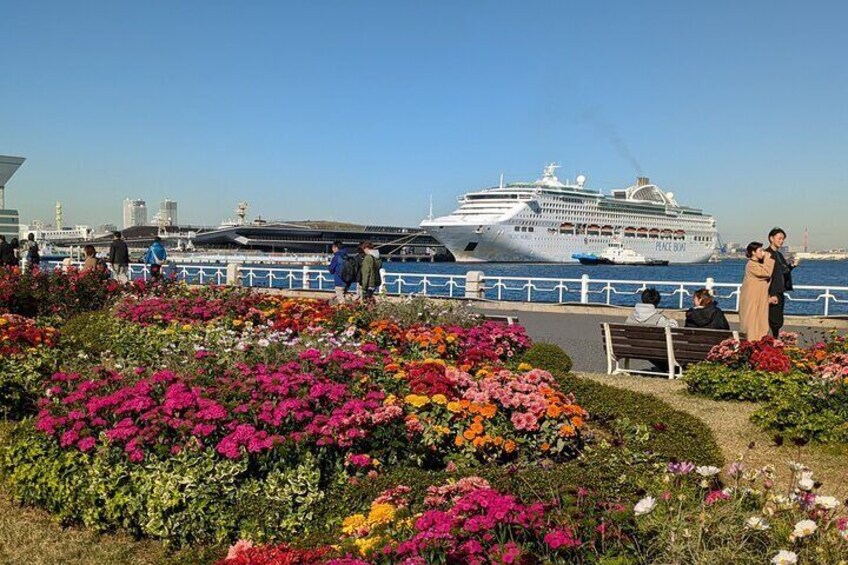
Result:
[40, 260, 848, 317]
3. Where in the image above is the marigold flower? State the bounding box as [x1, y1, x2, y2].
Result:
[341, 513, 367, 535]
[504, 439, 516, 453]
[431, 394, 447, 405]
[446, 401, 463, 413]
[366, 503, 395, 525]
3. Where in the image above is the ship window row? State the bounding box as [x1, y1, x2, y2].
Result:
[513, 226, 535, 232]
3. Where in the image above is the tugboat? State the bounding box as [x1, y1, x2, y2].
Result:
[573, 240, 668, 266]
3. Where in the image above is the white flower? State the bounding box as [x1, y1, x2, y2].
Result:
[797, 476, 815, 491]
[772, 550, 798, 565]
[788, 461, 805, 473]
[634, 496, 657, 516]
[815, 495, 840, 510]
[792, 519, 818, 538]
[257, 338, 270, 347]
[745, 516, 770, 531]
[696, 465, 721, 477]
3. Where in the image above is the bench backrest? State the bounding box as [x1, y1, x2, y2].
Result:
[603, 323, 671, 360]
[669, 327, 738, 363]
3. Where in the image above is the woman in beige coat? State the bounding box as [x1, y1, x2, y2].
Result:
[738, 241, 775, 341]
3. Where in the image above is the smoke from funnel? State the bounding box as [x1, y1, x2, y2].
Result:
[577, 110, 644, 175]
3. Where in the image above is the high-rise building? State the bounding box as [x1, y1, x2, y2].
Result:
[123, 198, 147, 229]
[160, 199, 178, 226]
[0, 155, 25, 242]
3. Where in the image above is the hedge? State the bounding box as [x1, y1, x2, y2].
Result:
[523, 343, 724, 467]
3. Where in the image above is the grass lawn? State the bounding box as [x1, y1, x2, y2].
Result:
[580, 372, 848, 499]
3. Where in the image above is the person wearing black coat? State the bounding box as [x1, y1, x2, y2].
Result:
[764, 227, 797, 337]
[108, 231, 131, 282]
[0, 235, 15, 267]
[685, 288, 730, 330]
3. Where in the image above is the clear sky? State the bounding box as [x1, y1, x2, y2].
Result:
[2, 1, 847, 249]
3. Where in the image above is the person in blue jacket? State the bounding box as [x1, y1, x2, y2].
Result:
[328, 240, 350, 304]
[143, 237, 167, 279]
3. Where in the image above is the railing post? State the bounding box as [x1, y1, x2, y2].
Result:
[302, 266, 310, 290]
[705, 277, 715, 294]
[580, 274, 590, 304]
[465, 271, 485, 300]
[824, 289, 830, 317]
[226, 262, 241, 286]
[380, 268, 388, 295]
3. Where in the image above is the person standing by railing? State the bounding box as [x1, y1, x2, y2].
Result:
[359, 241, 382, 302]
[108, 231, 130, 283]
[765, 227, 798, 337]
[143, 237, 167, 280]
[328, 240, 351, 304]
[739, 241, 774, 341]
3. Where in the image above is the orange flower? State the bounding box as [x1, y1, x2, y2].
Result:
[541, 442, 551, 451]
[472, 436, 486, 448]
[455, 435, 465, 447]
[503, 440, 516, 453]
[480, 404, 497, 419]
[492, 436, 504, 446]
[571, 416, 584, 428]
[558, 424, 576, 437]
[463, 429, 477, 441]
[546, 404, 563, 419]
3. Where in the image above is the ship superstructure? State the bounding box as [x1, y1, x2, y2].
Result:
[420, 164, 717, 263]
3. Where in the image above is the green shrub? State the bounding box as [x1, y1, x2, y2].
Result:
[684, 362, 807, 402]
[0, 347, 61, 419]
[522, 341, 573, 374]
[752, 383, 848, 443]
[0, 422, 338, 548]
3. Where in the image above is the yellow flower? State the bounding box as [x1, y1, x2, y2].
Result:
[517, 362, 533, 371]
[354, 536, 380, 556]
[431, 394, 447, 405]
[181, 323, 194, 331]
[394, 370, 406, 381]
[433, 425, 451, 435]
[404, 394, 430, 408]
[341, 513, 367, 535]
[232, 319, 243, 327]
[476, 368, 490, 378]
[0, 318, 7, 326]
[367, 503, 396, 525]
[446, 401, 463, 413]
[383, 394, 397, 406]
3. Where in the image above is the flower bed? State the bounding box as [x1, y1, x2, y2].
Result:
[222, 458, 848, 565]
[685, 334, 848, 443]
[0, 314, 60, 417]
[0, 266, 123, 319]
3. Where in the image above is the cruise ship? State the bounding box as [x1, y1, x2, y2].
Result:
[420, 164, 717, 263]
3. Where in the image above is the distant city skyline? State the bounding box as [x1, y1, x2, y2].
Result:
[2, 1, 847, 249]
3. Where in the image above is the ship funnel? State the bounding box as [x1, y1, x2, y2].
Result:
[636, 176, 650, 187]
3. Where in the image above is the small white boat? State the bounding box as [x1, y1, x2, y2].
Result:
[573, 240, 668, 266]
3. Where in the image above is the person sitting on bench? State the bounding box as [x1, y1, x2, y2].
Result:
[685, 288, 730, 330]
[626, 288, 678, 328]
[625, 288, 677, 372]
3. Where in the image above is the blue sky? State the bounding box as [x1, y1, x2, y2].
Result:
[2, 1, 847, 248]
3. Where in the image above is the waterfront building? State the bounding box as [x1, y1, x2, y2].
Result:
[159, 199, 178, 226]
[422, 164, 718, 264]
[0, 155, 25, 242]
[123, 199, 148, 229]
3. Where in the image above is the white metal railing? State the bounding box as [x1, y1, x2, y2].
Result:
[41, 261, 848, 317]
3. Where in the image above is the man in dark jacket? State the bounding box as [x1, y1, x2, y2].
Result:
[0, 236, 14, 267]
[685, 289, 730, 330]
[328, 240, 349, 304]
[108, 231, 130, 283]
[764, 227, 797, 337]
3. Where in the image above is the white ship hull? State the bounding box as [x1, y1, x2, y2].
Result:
[421, 164, 717, 265]
[422, 224, 714, 263]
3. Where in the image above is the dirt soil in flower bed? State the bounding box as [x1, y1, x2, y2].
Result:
[580, 372, 848, 498]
